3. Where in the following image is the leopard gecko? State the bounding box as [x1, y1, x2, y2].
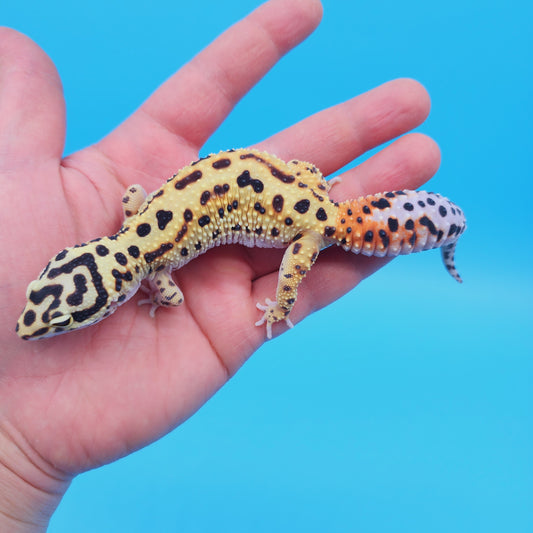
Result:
[16, 149, 466, 340]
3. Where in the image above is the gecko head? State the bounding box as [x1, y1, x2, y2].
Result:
[16, 241, 137, 340]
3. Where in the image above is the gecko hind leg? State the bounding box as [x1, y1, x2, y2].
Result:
[255, 230, 324, 339]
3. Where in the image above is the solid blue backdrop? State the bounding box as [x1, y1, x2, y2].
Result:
[3, 0, 531, 531]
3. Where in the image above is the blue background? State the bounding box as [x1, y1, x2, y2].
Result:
[4, 0, 532, 531]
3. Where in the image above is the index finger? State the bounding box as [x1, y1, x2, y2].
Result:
[96, 0, 323, 178]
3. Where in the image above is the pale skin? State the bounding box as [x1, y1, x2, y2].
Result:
[0, 0, 441, 530]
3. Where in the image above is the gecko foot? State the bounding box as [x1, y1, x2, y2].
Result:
[255, 298, 294, 339]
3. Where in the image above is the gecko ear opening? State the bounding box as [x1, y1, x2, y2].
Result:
[49, 315, 73, 328]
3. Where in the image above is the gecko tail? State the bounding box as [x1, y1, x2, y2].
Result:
[441, 241, 463, 283]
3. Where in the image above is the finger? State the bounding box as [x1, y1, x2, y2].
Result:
[329, 132, 442, 200]
[96, 0, 323, 178]
[0, 27, 65, 170]
[259, 78, 431, 176]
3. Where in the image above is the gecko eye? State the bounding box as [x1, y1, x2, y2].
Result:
[49, 315, 73, 328]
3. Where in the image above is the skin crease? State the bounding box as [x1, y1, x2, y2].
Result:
[0, 0, 441, 530]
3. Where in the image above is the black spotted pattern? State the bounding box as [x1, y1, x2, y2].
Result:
[136, 223, 151, 237]
[96, 245, 109, 257]
[316, 208, 328, 221]
[294, 199, 310, 214]
[144, 243, 174, 264]
[156, 210, 174, 230]
[175, 170, 202, 190]
[127, 245, 140, 258]
[273, 195, 284, 213]
[236, 170, 264, 193]
[114, 252, 127, 266]
[66, 274, 88, 306]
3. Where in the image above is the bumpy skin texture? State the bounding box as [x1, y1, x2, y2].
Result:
[16, 149, 466, 340]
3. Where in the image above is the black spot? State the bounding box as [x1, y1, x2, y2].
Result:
[283, 285, 291, 292]
[293, 243, 302, 254]
[316, 207, 328, 221]
[347, 209, 353, 216]
[378, 229, 390, 248]
[405, 219, 415, 231]
[437, 230, 444, 241]
[194, 242, 202, 251]
[136, 223, 151, 237]
[341, 218, 346, 224]
[27, 327, 49, 338]
[218, 208, 224, 218]
[254, 202, 266, 214]
[212, 158, 231, 169]
[232, 224, 242, 231]
[127, 246, 140, 258]
[184, 209, 193, 222]
[298, 182, 308, 188]
[371, 198, 391, 210]
[114, 252, 127, 266]
[388, 217, 399, 232]
[212, 229, 220, 239]
[287, 298, 295, 305]
[271, 228, 280, 237]
[448, 223, 458, 237]
[156, 210, 174, 230]
[236, 170, 264, 193]
[175, 170, 202, 190]
[385, 192, 396, 198]
[66, 274, 88, 306]
[198, 215, 211, 227]
[273, 195, 284, 213]
[294, 199, 310, 214]
[311, 252, 318, 263]
[23, 310, 36, 326]
[418, 201, 425, 207]
[55, 249, 68, 261]
[285, 217, 293, 226]
[364, 230, 374, 242]
[232, 200, 238, 209]
[181, 248, 189, 256]
[118, 294, 126, 302]
[363, 205, 371, 214]
[419, 215, 438, 236]
[427, 197, 436, 206]
[96, 245, 109, 257]
[144, 243, 174, 263]
[269, 166, 295, 184]
[324, 226, 336, 237]
[346, 227, 352, 234]
[403, 202, 414, 211]
[356, 217, 363, 224]
[439, 205, 448, 217]
[214, 184, 230, 196]
[409, 233, 417, 246]
[175, 224, 188, 243]
[200, 191, 211, 205]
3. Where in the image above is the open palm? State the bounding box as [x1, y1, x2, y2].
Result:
[0, 0, 440, 526]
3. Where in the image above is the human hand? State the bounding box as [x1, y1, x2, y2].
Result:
[0, 0, 439, 529]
